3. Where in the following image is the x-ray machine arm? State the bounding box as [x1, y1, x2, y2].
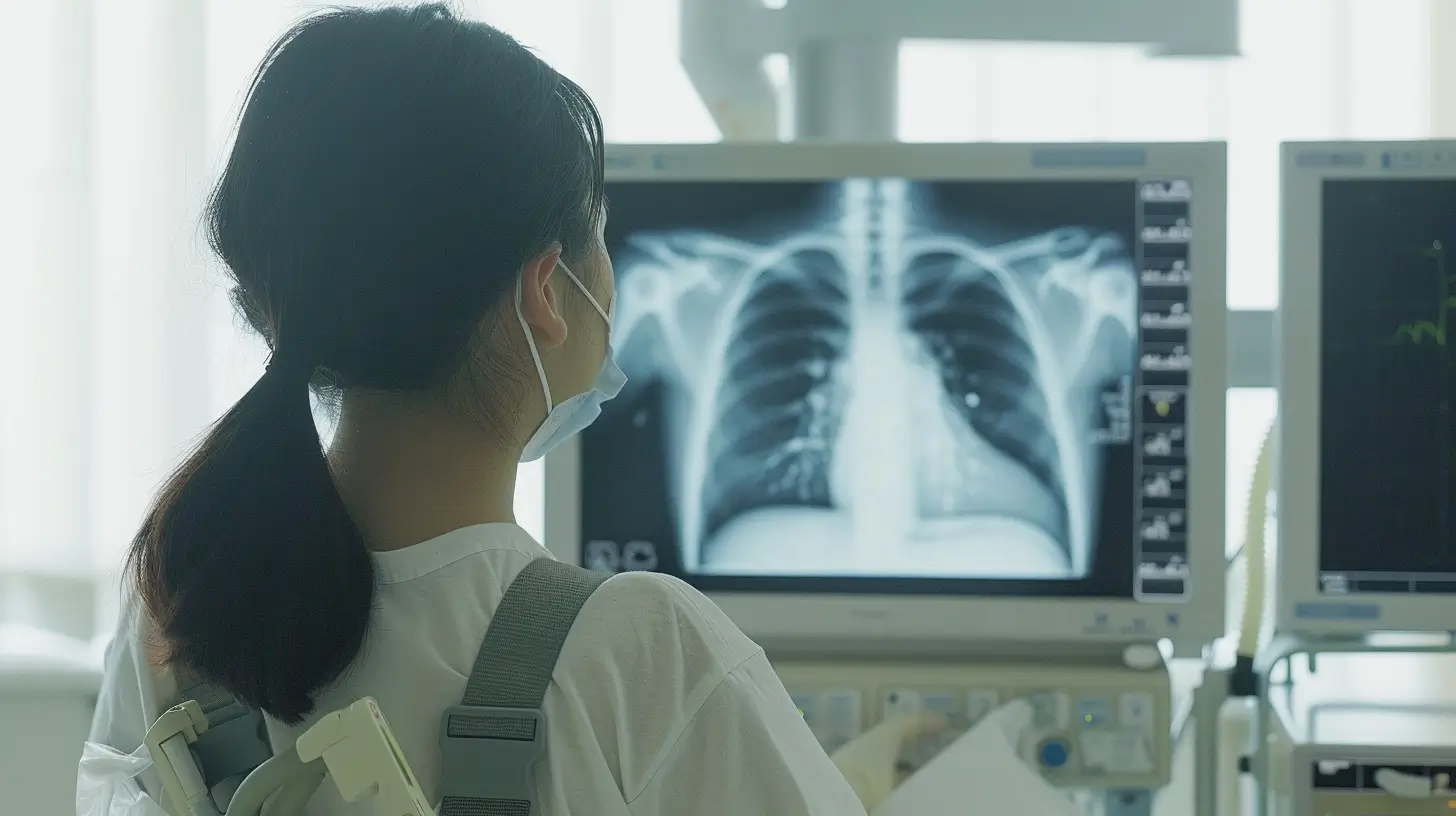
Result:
[681, 0, 1241, 141]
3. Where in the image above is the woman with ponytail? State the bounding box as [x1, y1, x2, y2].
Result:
[82, 5, 873, 814]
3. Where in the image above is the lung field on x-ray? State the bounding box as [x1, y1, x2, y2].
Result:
[593, 179, 1138, 581]
[901, 250, 1068, 544]
[699, 246, 852, 551]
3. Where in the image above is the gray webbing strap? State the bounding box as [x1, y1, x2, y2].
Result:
[438, 558, 608, 816]
[167, 675, 274, 810]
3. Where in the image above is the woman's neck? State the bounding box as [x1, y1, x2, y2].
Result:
[326, 392, 520, 552]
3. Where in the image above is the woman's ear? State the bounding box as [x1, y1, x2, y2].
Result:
[518, 247, 568, 352]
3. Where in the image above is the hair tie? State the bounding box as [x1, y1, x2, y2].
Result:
[264, 348, 316, 383]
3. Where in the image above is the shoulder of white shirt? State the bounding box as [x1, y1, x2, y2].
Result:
[369, 522, 765, 668]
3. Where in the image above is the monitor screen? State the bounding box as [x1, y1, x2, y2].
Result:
[1319, 178, 1456, 596]
[580, 176, 1195, 601]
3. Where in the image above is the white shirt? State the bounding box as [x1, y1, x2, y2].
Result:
[88, 523, 864, 815]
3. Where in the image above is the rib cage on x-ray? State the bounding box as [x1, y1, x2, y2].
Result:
[700, 247, 852, 551]
[901, 251, 1068, 544]
[608, 179, 1137, 580]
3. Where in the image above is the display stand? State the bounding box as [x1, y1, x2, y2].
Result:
[1191, 656, 1234, 816]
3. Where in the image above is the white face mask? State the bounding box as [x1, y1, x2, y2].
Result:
[515, 262, 627, 463]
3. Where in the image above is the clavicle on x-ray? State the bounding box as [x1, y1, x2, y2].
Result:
[602, 178, 1138, 580]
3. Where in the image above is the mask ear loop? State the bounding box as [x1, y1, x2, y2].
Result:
[557, 262, 611, 327]
[514, 276, 554, 411]
[516, 261, 611, 415]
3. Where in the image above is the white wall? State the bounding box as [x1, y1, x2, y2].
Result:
[0, 658, 100, 813]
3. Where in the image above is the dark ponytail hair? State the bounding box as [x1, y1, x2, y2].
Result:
[127, 4, 605, 725]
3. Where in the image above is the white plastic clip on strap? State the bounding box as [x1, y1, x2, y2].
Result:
[145, 697, 327, 816]
[438, 558, 607, 816]
[151, 677, 275, 813]
[144, 700, 221, 816]
[144, 695, 429, 816]
[296, 697, 433, 815]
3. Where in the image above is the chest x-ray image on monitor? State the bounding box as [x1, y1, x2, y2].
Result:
[1280, 141, 1456, 636]
[548, 144, 1226, 648]
[595, 178, 1135, 582]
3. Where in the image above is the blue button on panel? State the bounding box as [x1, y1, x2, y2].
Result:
[1039, 739, 1071, 769]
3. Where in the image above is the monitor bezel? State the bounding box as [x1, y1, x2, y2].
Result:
[546, 141, 1227, 650]
[1278, 140, 1456, 637]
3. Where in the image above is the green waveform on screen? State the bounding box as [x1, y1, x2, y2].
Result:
[1384, 239, 1454, 562]
[1389, 241, 1455, 349]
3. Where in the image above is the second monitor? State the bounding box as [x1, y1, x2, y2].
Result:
[1279, 141, 1456, 636]
[547, 143, 1226, 648]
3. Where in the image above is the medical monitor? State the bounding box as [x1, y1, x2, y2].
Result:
[1279, 141, 1456, 636]
[545, 143, 1227, 649]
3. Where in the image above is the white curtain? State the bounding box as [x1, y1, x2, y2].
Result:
[0, 0, 1437, 655]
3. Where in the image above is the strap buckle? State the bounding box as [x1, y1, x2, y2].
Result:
[145, 701, 214, 816]
[438, 705, 546, 814]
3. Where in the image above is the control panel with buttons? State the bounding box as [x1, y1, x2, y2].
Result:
[776, 656, 1172, 791]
